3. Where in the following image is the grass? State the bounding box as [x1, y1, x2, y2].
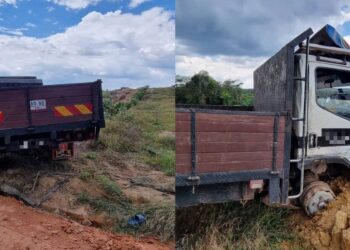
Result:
[78, 87, 175, 241]
[97, 112, 142, 153]
[141, 204, 175, 241]
[77, 174, 174, 241]
[77, 192, 120, 215]
[79, 169, 95, 181]
[176, 201, 296, 250]
[146, 149, 175, 176]
[92, 87, 175, 176]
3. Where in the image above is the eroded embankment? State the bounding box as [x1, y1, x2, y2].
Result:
[292, 177, 350, 249]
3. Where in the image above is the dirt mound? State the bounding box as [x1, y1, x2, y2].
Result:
[292, 177, 350, 249]
[0, 196, 171, 250]
[110, 87, 137, 103]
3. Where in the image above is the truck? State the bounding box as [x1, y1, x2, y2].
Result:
[176, 24, 350, 216]
[0, 77, 104, 160]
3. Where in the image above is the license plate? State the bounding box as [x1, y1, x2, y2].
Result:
[30, 99, 47, 110]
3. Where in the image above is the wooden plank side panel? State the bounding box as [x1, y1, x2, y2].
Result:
[197, 151, 282, 163]
[196, 114, 285, 133]
[197, 155, 284, 173]
[196, 113, 274, 123]
[0, 89, 29, 129]
[176, 112, 191, 121]
[197, 132, 284, 143]
[175, 111, 286, 175]
[197, 140, 285, 153]
[198, 158, 284, 173]
[177, 162, 191, 174]
[29, 84, 92, 99]
[176, 110, 191, 173]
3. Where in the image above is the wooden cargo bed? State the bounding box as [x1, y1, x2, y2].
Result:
[176, 108, 286, 177]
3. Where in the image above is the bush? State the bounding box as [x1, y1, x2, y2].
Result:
[104, 86, 149, 118]
[176, 71, 253, 106]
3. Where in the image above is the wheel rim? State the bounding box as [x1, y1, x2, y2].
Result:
[300, 181, 335, 216]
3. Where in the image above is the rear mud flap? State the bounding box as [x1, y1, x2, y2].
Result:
[268, 176, 281, 204]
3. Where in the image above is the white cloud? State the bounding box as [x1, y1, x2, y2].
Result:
[0, 8, 174, 89]
[47, 6, 55, 12]
[176, 55, 265, 88]
[129, 0, 150, 8]
[25, 22, 36, 28]
[177, 0, 350, 57]
[176, 0, 350, 87]
[0, 26, 26, 36]
[345, 36, 350, 44]
[49, 0, 100, 10]
[0, 0, 16, 5]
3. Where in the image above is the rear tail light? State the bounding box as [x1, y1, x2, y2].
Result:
[249, 180, 264, 189]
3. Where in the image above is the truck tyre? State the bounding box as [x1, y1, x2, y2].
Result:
[300, 181, 335, 216]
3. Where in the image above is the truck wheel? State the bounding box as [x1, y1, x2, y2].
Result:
[300, 181, 335, 216]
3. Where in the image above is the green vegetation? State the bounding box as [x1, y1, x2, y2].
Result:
[79, 86, 175, 241]
[103, 86, 149, 117]
[176, 71, 253, 106]
[77, 192, 122, 215]
[177, 201, 296, 250]
[142, 204, 175, 242]
[78, 174, 132, 215]
[79, 169, 95, 181]
[94, 87, 175, 176]
[77, 174, 174, 241]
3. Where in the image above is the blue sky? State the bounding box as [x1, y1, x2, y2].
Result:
[176, 0, 350, 88]
[0, 0, 175, 89]
[340, 21, 350, 36]
[0, 0, 174, 37]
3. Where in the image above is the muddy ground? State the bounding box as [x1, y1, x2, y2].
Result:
[287, 177, 350, 250]
[0, 146, 174, 249]
[0, 195, 169, 250]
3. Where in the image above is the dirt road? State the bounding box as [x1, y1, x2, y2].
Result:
[0, 196, 171, 250]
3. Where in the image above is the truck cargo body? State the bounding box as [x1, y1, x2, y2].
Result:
[0, 79, 104, 154]
[176, 28, 314, 207]
[176, 108, 288, 207]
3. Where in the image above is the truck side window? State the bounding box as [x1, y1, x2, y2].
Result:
[316, 68, 350, 119]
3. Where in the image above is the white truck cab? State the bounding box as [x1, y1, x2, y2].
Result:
[295, 53, 350, 164]
[254, 24, 350, 215]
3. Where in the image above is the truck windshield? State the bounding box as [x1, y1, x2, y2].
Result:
[316, 67, 350, 119]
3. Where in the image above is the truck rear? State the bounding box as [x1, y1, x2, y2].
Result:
[0, 77, 104, 160]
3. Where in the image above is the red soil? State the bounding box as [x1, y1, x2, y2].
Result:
[0, 196, 171, 250]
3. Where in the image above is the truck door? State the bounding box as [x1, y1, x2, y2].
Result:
[307, 61, 350, 163]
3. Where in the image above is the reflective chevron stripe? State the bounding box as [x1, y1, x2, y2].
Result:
[54, 103, 93, 117]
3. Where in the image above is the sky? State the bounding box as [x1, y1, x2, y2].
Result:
[176, 0, 350, 88]
[0, 0, 175, 89]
